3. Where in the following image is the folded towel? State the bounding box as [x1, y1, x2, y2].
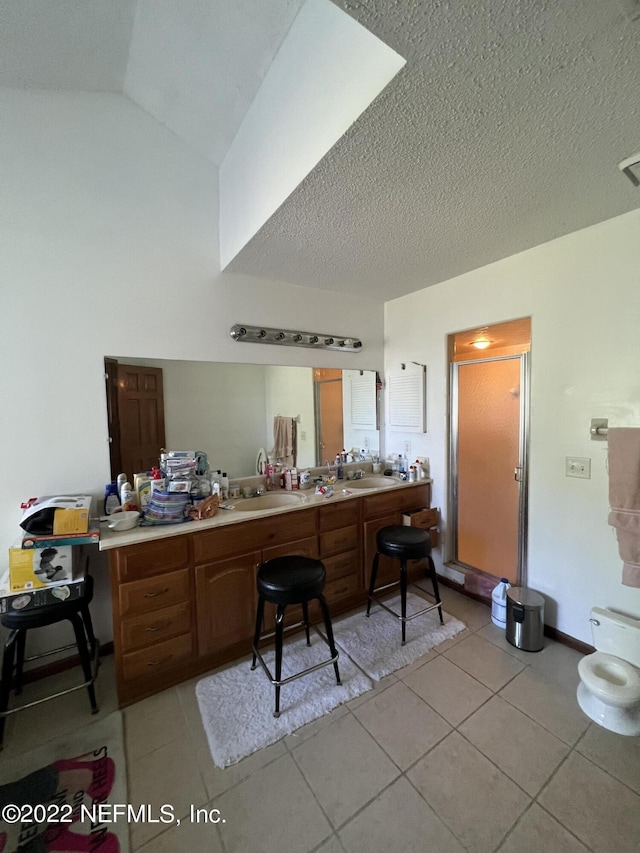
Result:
[272, 416, 295, 467]
[607, 428, 640, 588]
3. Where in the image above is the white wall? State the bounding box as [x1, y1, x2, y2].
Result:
[0, 88, 384, 650]
[385, 209, 640, 644]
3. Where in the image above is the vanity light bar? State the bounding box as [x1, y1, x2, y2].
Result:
[230, 324, 363, 352]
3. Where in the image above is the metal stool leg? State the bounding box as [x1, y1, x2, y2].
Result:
[302, 601, 311, 646]
[81, 603, 98, 657]
[317, 594, 341, 685]
[274, 604, 285, 718]
[0, 631, 18, 748]
[428, 556, 444, 624]
[366, 552, 380, 616]
[251, 596, 265, 670]
[15, 629, 27, 695]
[400, 559, 408, 645]
[68, 613, 98, 714]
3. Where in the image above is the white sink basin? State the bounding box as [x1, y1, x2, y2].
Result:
[344, 477, 402, 490]
[235, 493, 306, 511]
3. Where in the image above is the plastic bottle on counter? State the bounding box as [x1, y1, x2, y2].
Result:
[116, 472, 128, 492]
[414, 459, 424, 480]
[284, 468, 292, 490]
[491, 578, 511, 628]
[104, 483, 120, 515]
[291, 468, 299, 489]
[408, 465, 415, 482]
[120, 481, 138, 512]
[221, 472, 229, 501]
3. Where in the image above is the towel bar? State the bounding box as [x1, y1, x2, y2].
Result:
[590, 418, 608, 439]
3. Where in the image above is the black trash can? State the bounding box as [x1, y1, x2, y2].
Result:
[506, 587, 545, 652]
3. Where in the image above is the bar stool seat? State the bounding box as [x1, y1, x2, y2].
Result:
[0, 575, 100, 749]
[251, 555, 341, 717]
[367, 525, 444, 645]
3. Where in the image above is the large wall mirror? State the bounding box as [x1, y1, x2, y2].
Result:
[104, 357, 381, 481]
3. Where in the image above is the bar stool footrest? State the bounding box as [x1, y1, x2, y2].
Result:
[252, 624, 339, 687]
[0, 641, 100, 719]
[369, 585, 442, 624]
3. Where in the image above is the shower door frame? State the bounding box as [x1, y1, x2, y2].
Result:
[448, 351, 530, 587]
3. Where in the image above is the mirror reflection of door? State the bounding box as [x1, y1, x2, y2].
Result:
[313, 369, 344, 465]
[449, 318, 531, 593]
[104, 358, 166, 481]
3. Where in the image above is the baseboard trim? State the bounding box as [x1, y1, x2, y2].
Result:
[21, 641, 114, 686]
[437, 575, 594, 655]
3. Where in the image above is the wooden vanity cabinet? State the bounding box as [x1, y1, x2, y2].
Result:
[109, 484, 434, 706]
[318, 500, 362, 610]
[110, 536, 196, 706]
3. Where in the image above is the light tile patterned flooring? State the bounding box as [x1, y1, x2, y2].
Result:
[4, 585, 640, 852]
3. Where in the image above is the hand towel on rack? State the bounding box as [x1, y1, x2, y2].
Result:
[607, 427, 640, 588]
[272, 416, 296, 468]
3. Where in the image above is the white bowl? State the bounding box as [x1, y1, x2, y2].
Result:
[107, 510, 141, 531]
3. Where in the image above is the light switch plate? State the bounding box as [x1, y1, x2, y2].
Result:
[566, 457, 591, 479]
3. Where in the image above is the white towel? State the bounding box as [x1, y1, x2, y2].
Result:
[608, 428, 640, 588]
[272, 417, 295, 467]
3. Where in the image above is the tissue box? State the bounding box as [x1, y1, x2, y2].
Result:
[8, 546, 83, 593]
[1, 580, 85, 614]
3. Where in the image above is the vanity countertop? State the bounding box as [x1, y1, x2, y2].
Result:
[99, 477, 433, 551]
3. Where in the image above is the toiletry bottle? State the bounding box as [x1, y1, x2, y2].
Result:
[117, 472, 128, 492]
[120, 481, 138, 511]
[221, 472, 229, 501]
[414, 459, 424, 481]
[104, 483, 120, 515]
[284, 468, 292, 490]
[408, 465, 415, 482]
[335, 454, 343, 480]
[291, 468, 299, 490]
[397, 454, 405, 475]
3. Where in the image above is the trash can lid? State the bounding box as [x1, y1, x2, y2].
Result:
[507, 586, 545, 608]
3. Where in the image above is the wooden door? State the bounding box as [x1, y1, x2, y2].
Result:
[314, 373, 343, 464]
[195, 552, 260, 656]
[106, 360, 166, 481]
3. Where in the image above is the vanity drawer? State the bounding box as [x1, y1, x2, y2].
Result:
[193, 509, 317, 563]
[319, 501, 360, 532]
[115, 536, 189, 583]
[122, 632, 193, 682]
[323, 549, 360, 583]
[363, 484, 431, 519]
[118, 568, 190, 618]
[262, 536, 318, 562]
[324, 572, 360, 603]
[120, 601, 192, 653]
[319, 525, 359, 559]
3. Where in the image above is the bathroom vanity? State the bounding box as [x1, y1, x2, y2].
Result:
[102, 479, 434, 706]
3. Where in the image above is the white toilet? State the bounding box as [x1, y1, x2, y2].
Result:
[577, 607, 640, 736]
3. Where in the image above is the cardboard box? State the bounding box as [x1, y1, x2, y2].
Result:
[8, 546, 83, 593]
[20, 495, 92, 536]
[21, 523, 100, 549]
[1, 580, 85, 614]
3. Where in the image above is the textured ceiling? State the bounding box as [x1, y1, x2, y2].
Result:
[229, 0, 640, 299]
[3, 0, 639, 300]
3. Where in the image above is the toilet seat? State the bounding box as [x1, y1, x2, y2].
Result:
[578, 652, 640, 705]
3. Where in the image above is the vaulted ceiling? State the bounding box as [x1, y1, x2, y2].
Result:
[3, 0, 639, 300]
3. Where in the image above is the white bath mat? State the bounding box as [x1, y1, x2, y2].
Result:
[334, 593, 466, 680]
[196, 634, 372, 768]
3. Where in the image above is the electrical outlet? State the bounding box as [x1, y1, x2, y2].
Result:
[363, 437, 370, 451]
[404, 441, 411, 458]
[565, 457, 591, 479]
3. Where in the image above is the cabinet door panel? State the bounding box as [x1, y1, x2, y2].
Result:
[195, 552, 260, 656]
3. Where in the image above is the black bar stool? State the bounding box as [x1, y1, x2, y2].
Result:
[251, 555, 341, 717]
[367, 525, 443, 645]
[0, 575, 100, 748]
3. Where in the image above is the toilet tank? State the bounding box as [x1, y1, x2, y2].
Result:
[590, 608, 640, 667]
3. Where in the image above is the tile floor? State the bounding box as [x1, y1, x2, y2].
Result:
[4, 585, 640, 853]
